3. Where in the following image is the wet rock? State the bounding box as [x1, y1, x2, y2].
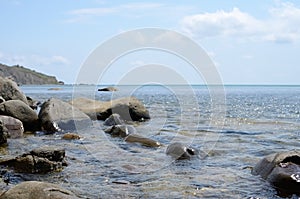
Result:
[0, 116, 23, 138]
[98, 86, 118, 92]
[70, 97, 150, 121]
[166, 142, 199, 160]
[103, 113, 124, 126]
[125, 134, 161, 147]
[0, 181, 79, 199]
[0, 121, 8, 145]
[39, 98, 92, 132]
[252, 151, 300, 194]
[0, 147, 66, 173]
[30, 146, 65, 162]
[0, 100, 39, 131]
[0, 77, 28, 104]
[104, 125, 136, 138]
[62, 133, 81, 140]
[26, 96, 40, 110]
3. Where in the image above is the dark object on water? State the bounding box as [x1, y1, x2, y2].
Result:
[166, 142, 199, 160]
[252, 151, 300, 196]
[98, 87, 118, 92]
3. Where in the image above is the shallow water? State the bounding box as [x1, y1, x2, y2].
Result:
[1, 85, 300, 198]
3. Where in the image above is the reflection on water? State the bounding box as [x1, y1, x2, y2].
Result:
[0, 85, 300, 198]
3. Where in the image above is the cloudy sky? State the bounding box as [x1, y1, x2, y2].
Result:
[1, 0, 300, 85]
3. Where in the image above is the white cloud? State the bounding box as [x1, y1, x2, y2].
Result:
[0, 52, 70, 67]
[180, 2, 300, 43]
[65, 3, 164, 23]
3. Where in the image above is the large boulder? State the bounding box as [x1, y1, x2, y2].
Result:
[0, 100, 39, 131]
[0, 181, 79, 199]
[0, 120, 8, 145]
[252, 151, 300, 194]
[70, 97, 150, 121]
[38, 98, 92, 132]
[0, 77, 28, 104]
[166, 142, 199, 160]
[0, 146, 66, 173]
[0, 115, 23, 138]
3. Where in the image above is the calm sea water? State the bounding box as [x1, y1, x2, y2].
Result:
[1, 85, 300, 198]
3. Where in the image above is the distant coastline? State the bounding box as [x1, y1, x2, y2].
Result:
[0, 63, 64, 85]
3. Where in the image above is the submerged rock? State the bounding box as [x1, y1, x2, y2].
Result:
[39, 98, 92, 132]
[125, 134, 161, 147]
[62, 133, 81, 140]
[252, 151, 300, 195]
[103, 113, 124, 126]
[104, 125, 136, 138]
[0, 100, 39, 131]
[166, 142, 199, 160]
[0, 116, 23, 138]
[70, 97, 150, 121]
[0, 146, 66, 173]
[0, 77, 28, 104]
[0, 181, 79, 199]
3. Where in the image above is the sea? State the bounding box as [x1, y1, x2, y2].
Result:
[1, 85, 300, 199]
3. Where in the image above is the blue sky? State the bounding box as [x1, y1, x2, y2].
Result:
[1, 0, 300, 85]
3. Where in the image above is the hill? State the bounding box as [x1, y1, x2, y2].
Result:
[0, 63, 63, 85]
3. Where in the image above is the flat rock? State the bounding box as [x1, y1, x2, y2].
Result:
[0, 181, 79, 199]
[0, 115, 24, 138]
[0, 146, 66, 173]
[39, 98, 92, 132]
[0, 77, 28, 104]
[62, 133, 81, 140]
[98, 86, 118, 92]
[70, 97, 150, 121]
[0, 100, 39, 131]
[125, 134, 161, 147]
[252, 151, 300, 194]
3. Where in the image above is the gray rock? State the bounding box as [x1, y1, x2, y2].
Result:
[125, 134, 161, 147]
[0, 77, 28, 104]
[0, 100, 39, 131]
[0, 115, 24, 138]
[0, 146, 66, 173]
[70, 97, 150, 121]
[26, 96, 40, 110]
[252, 151, 300, 194]
[0, 120, 8, 145]
[166, 142, 199, 160]
[104, 125, 136, 138]
[103, 113, 124, 126]
[39, 98, 92, 132]
[0, 181, 79, 199]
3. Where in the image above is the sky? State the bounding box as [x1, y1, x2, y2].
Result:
[1, 0, 300, 85]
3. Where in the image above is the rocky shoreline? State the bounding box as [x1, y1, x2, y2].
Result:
[0, 76, 300, 198]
